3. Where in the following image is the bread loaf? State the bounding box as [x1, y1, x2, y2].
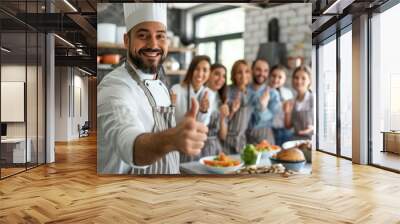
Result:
[275, 148, 305, 162]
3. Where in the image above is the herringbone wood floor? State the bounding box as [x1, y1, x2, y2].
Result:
[1, 134, 400, 224]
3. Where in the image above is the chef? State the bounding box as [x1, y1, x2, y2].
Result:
[97, 3, 208, 174]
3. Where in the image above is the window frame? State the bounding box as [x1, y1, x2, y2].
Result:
[193, 6, 244, 64]
[314, 22, 353, 161]
[0, 1, 48, 180]
[368, 0, 400, 173]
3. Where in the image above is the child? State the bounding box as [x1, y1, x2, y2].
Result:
[268, 65, 294, 145]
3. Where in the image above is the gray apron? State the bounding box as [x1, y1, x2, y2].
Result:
[291, 110, 313, 141]
[126, 63, 180, 174]
[180, 111, 223, 162]
[225, 93, 253, 154]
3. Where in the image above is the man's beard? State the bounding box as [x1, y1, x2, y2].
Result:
[129, 48, 166, 74]
[253, 75, 266, 85]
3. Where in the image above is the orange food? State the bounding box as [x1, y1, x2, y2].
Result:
[269, 145, 280, 150]
[255, 140, 280, 151]
[256, 140, 270, 148]
[203, 152, 241, 167]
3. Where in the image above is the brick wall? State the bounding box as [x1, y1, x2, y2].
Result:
[244, 3, 312, 66]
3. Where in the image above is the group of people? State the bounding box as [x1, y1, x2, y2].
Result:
[171, 56, 314, 163]
[98, 3, 313, 174]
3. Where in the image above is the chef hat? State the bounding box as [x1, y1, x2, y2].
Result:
[123, 3, 167, 32]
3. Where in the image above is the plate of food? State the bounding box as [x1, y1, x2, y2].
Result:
[270, 148, 306, 172]
[255, 140, 281, 159]
[282, 140, 312, 163]
[200, 152, 243, 174]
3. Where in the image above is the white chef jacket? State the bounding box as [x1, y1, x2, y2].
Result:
[97, 64, 172, 174]
[171, 83, 215, 125]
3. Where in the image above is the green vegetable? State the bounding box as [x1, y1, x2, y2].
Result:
[241, 144, 259, 165]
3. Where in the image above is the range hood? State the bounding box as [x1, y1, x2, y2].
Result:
[256, 18, 287, 67]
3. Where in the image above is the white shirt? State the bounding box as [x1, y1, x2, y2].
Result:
[97, 64, 171, 174]
[208, 89, 221, 113]
[171, 83, 215, 125]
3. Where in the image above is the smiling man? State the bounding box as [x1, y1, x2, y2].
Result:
[97, 3, 208, 174]
[246, 59, 281, 145]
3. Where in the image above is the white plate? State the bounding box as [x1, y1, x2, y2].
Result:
[282, 140, 309, 150]
[199, 155, 244, 174]
[259, 148, 281, 159]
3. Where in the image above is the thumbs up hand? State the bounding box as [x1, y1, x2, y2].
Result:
[219, 99, 230, 119]
[185, 96, 199, 119]
[170, 90, 177, 106]
[231, 91, 241, 114]
[283, 100, 294, 114]
[199, 91, 209, 113]
[260, 88, 270, 110]
[172, 97, 208, 156]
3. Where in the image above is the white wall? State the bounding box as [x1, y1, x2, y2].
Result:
[54, 67, 89, 141]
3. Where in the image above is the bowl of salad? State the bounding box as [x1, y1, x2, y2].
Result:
[199, 153, 243, 174]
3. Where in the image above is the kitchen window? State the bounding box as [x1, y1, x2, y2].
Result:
[195, 7, 244, 38]
[197, 42, 216, 64]
[194, 7, 245, 84]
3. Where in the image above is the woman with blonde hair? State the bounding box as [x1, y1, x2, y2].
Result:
[225, 60, 253, 153]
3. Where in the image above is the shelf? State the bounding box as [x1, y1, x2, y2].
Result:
[98, 42, 125, 50]
[97, 42, 196, 53]
[97, 64, 114, 70]
[165, 70, 187, 76]
[97, 64, 186, 76]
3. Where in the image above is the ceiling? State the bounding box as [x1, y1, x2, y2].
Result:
[0, 0, 97, 74]
[311, 0, 390, 43]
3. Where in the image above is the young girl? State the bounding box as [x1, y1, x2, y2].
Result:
[180, 64, 229, 162]
[268, 65, 294, 145]
[225, 60, 253, 154]
[284, 65, 314, 140]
